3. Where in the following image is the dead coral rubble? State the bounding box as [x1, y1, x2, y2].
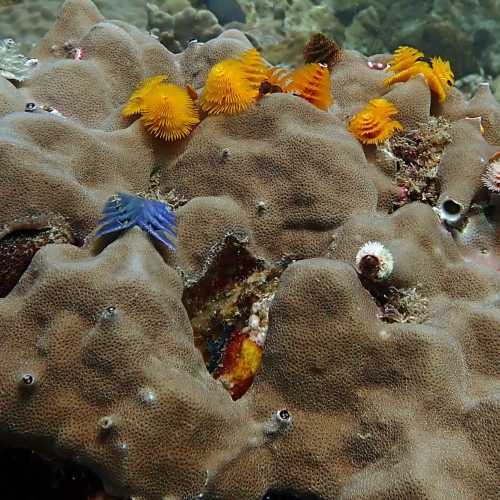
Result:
[380, 116, 451, 210]
[0, 0, 499, 499]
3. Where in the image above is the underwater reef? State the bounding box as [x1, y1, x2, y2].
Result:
[142, 0, 500, 80]
[5, 0, 500, 80]
[0, 0, 499, 499]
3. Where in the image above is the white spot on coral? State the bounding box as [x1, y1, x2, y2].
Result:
[138, 387, 157, 405]
[378, 329, 391, 340]
[483, 160, 500, 193]
[355, 241, 394, 279]
[248, 314, 260, 329]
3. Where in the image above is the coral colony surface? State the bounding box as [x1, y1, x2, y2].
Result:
[0, 1, 499, 500]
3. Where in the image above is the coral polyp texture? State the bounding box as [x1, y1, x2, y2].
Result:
[0, 1, 499, 499]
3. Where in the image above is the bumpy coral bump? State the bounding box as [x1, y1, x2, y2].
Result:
[96, 193, 176, 250]
[287, 63, 332, 111]
[201, 59, 259, 115]
[482, 158, 500, 193]
[386, 45, 424, 73]
[355, 241, 394, 280]
[122, 75, 168, 118]
[141, 82, 200, 141]
[348, 98, 403, 144]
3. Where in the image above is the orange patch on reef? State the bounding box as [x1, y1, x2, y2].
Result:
[384, 47, 454, 103]
[217, 332, 263, 400]
[287, 63, 332, 111]
[238, 48, 268, 89]
[386, 46, 424, 73]
[200, 59, 259, 115]
[349, 98, 403, 145]
[122, 75, 199, 141]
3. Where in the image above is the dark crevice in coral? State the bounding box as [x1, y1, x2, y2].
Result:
[182, 235, 264, 315]
[262, 489, 326, 500]
[182, 235, 284, 399]
[364, 366, 407, 387]
[0, 447, 125, 500]
[358, 276, 428, 324]
[0, 215, 75, 297]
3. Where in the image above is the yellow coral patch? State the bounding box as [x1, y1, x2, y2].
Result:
[387, 46, 424, 73]
[349, 98, 403, 145]
[141, 82, 200, 141]
[200, 59, 259, 115]
[429, 56, 455, 97]
[238, 48, 268, 89]
[287, 63, 332, 111]
[122, 75, 167, 117]
[384, 51, 454, 103]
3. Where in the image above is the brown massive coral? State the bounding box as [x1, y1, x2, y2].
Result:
[0, 0, 499, 499]
[0, 228, 277, 499]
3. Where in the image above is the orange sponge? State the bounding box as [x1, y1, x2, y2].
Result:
[141, 82, 200, 141]
[387, 46, 424, 73]
[122, 75, 168, 117]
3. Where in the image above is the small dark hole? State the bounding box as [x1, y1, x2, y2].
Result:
[442, 199, 462, 216]
[0, 447, 115, 500]
[21, 374, 35, 386]
[278, 409, 290, 420]
[263, 490, 325, 500]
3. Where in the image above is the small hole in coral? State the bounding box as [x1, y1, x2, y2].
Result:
[101, 305, 117, 321]
[21, 374, 35, 386]
[358, 255, 380, 280]
[442, 199, 462, 216]
[278, 409, 290, 421]
[98, 416, 114, 431]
